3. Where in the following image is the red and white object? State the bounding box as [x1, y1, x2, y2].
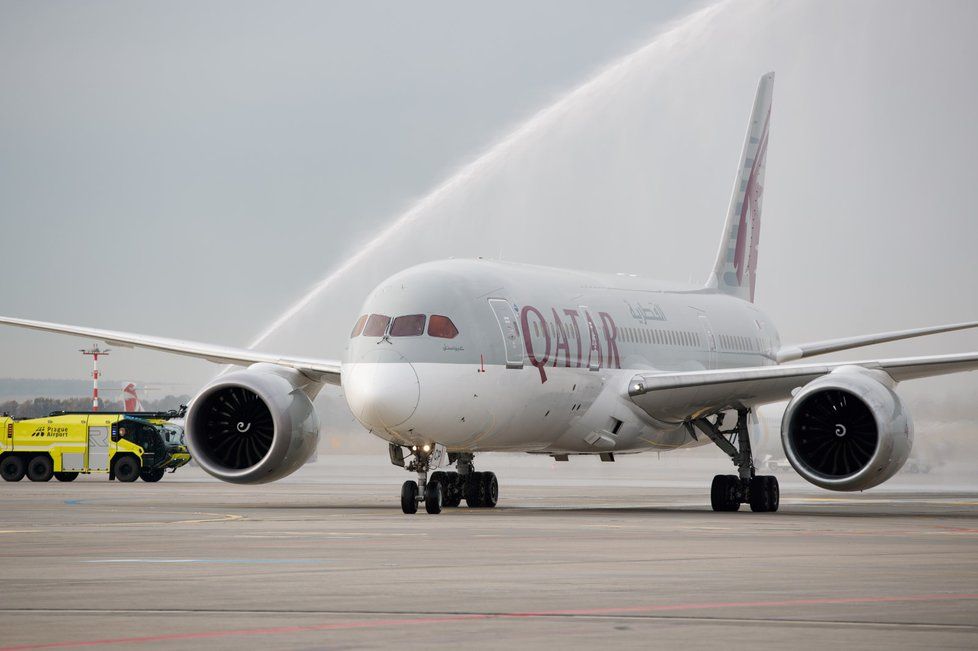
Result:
[122, 382, 144, 411]
[79, 345, 110, 411]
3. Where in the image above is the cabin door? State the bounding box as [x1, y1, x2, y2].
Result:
[488, 298, 524, 369]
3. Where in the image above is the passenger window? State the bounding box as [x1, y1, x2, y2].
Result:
[428, 315, 459, 339]
[363, 314, 391, 337]
[391, 314, 426, 337]
[350, 315, 368, 338]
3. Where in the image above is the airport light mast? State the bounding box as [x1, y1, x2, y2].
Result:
[79, 345, 110, 411]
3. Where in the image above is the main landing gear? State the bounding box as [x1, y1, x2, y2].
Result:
[687, 409, 780, 513]
[391, 445, 498, 515]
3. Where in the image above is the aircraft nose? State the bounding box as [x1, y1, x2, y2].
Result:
[344, 348, 420, 430]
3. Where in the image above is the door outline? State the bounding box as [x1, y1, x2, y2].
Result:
[696, 313, 718, 369]
[488, 298, 524, 369]
[87, 426, 109, 472]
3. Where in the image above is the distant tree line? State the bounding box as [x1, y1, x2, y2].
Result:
[1, 395, 192, 419]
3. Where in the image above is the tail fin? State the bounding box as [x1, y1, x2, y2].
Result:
[122, 382, 144, 411]
[707, 72, 774, 303]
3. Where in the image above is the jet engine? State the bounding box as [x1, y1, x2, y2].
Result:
[186, 364, 320, 484]
[781, 367, 912, 491]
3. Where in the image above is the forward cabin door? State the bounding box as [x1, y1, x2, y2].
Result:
[488, 298, 524, 369]
[87, 426, 110, 472]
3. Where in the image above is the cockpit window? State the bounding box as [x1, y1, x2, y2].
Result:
[362, 314, 391, 337]
[350, 315, 368, 338]
[391, 314, 426, 337]
[428, 315, 459, 339]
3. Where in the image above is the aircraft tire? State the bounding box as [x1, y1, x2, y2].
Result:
[26, 455, 54, 482]
[1, 455, 26, 482]
[710, 474, 741, 512]
[429, 471, 448, 502]
[401, 480, 418, 514]
[433, 471, 462, 507]
[464, 472, 485, 507]
[54, 472, 79, 482]
[749, 475, 779, 512]
[481, 472, 498, 508]
[424, 480, 443, 514]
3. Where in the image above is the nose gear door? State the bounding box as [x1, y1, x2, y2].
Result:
[488, 298, 524, 369]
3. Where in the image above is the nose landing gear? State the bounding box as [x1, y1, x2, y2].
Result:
[396, 443, 445, 515]
[688, 409, 780, 513]
[391, 446, 498, 514]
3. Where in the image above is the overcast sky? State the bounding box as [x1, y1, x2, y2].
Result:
[2, 0, 977, 413]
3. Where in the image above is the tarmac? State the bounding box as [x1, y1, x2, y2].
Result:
[1, 453, 977, 650]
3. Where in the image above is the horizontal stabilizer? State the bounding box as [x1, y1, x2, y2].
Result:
[776, 320, 978, 363]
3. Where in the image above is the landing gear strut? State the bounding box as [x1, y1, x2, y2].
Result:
[688, 409, 779, 513]
[391, 446, 498, 514]
[398, 443, 444, 515]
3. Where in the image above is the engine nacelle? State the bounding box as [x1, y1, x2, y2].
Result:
[781, 367, 913, 491]
[186, 364, 320, 484]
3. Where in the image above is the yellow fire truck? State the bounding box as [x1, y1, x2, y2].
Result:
[0, 411, 191, 483]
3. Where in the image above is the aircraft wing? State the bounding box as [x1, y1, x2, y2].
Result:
[627, 352, 978, 422]
[0, 316, 342, 385]
[774, 320, 978, 362]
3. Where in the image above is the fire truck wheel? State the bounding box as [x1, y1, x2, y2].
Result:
[26, 455, 54, 482]
[1, 456, 26, 482]
[54, 472, 79, 482]
[140, 468, 165, 482]
[113, 456, 140, 483]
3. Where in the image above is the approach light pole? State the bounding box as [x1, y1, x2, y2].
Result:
[79, 345, 110, 411]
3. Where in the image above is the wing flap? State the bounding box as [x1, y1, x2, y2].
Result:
[0, 316, 342, 385]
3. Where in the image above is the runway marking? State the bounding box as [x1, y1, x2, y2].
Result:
[3, 593, 976, 650]
[789, 497, 978, 506]
[0, 530, 42, 534]
[2, 512, 245, 529]
[82, 558, 333, 565]
[237, 531, 427, 537]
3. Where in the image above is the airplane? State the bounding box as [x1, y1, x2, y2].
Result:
[3, 72, 978, 514]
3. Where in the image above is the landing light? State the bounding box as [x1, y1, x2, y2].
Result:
[422, 444, 431, 453]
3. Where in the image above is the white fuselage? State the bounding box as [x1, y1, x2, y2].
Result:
[341, 259, 780, 455]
